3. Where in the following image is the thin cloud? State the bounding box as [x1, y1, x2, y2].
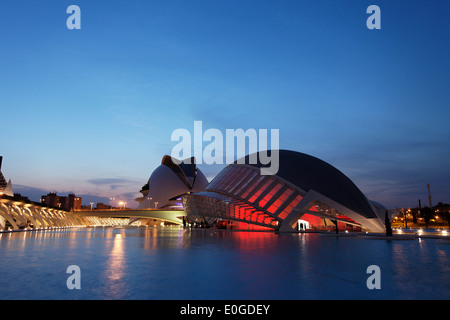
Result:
[87, 178, 138, 186]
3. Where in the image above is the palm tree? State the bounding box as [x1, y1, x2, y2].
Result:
[421, 207, 433, 229]
[385, 211, 392, 236]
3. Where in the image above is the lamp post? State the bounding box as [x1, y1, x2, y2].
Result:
[110, 197, 115, 210]
[155, 202, 158, 209]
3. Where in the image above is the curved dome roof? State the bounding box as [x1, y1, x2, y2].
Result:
[138, 155, 209, 209]
[160, 155, 204, 190]
[236, 150, 377, 219]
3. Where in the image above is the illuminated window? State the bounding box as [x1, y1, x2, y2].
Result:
[240, 176, 265, 199]
[266, 188, 294, 214]
[277, 195, 303, 220]
[258, 182, 282, 208]
[248, 179, 273, 203]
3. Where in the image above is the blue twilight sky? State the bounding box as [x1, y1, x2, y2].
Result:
[0, 0, 449, 209]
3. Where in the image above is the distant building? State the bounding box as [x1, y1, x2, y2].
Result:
[40, 192, 59, 207]
[66, 194, 82, 211]
[40, 193, 82, 211]
[96, 203, 112, 210]
[13, 193, 29, 202]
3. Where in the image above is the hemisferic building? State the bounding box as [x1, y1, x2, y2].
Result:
[182, 150, 387, 233]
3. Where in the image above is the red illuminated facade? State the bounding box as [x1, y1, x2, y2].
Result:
[183, 150, 387, 232]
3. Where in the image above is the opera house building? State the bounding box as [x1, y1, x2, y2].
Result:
[136, 155, 209, 210]
[182, 150, 387, 233]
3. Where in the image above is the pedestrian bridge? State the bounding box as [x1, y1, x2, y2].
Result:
[75, 209, 186, 226]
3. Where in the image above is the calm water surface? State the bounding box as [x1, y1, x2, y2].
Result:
[0, 227, 449, 300]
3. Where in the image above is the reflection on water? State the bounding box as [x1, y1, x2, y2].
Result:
[0, 227, 449, 300]
[103, 232, 127, 299]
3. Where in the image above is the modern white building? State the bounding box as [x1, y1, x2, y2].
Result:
[136, 155, 209, 210]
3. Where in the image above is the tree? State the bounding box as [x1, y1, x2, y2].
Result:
[441, 211, 450, 229]
[385, 211, 392, 237]
[412, 209, 417, 224]
[403, 209, 408, 229]
[421, 207, 434, 229]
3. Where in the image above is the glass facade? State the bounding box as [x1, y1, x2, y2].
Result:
[185, 165, 309, 229]
[183, 191, 279, 228]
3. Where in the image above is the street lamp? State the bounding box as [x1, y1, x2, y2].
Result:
[110, 197, 115, 210]
[90, 202, 94, 210]
[155, 202, 158, 209]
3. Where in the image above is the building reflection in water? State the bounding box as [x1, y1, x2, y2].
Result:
[0, 226, 449, 299]
[103, 230, 128, 299]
